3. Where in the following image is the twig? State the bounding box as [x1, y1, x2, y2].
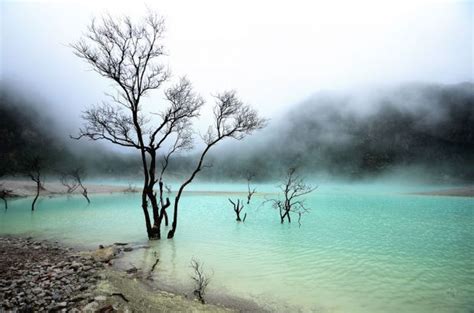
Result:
[151, 257, 160, 273]
[111, 293, 129, 302]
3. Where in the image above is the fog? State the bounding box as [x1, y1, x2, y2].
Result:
[1, 0, 473, 183]
[204, 82, 474, 182]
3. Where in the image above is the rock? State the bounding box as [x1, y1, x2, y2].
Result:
[82, 301, 99, 312]
[123, 247, 133, 252]
[94, 295, 107, 302]
[113, 242, 128, 246]
[98, 304, 116, 313]
[91, 246, 117, 262]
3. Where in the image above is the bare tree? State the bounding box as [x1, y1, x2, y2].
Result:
[246, 173, 256, 204]
[72, 13, 198, 239]
[60, 172, 79, 194]
[228, 198, 246, 222]
[26, 156, 43, 211]
[167, 92, 266, 238]
[59, 168, 90, 203]
[190, 258, 211, 304]
[71, 168, 90, 204]
[72, 13, 266, 240]
[0, 186, 13, 210]
[123, 183, 138, 193]
[268, 168, 316, 224]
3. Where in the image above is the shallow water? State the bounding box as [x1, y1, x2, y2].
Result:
[1, 183, 473, 312]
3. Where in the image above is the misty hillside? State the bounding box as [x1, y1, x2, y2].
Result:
[205, 83, 474, 181]
[0, 87, 141, 177]
[1, 83, 473, 182]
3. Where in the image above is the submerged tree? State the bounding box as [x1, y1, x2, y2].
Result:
[60, 171, 79, 194]
[26, 156, 43, 211]
[246, 172, 256, 204]
[0, 186, 13, 210]
[60, 168, 90, 204]
[228, 198, 246, 222]
[72, 12, 266, 240]
[268, 168, 316, 224]
[190, 258, 211, 304]
[0, 173, 13, 210]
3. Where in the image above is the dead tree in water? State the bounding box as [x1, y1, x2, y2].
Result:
[246, 173, 256, 204]
[268, 168, 316, 224]
[0, 186, 13, 210]
[60, 168, 90, 203]
[167, 92, 266, 238]
[190, 258, 211, 304]
[72, 13, 266, 240]
[71, 168, 90, 204]
[72, 13, 196, 239]
[60, 172, 79, 194]
[26, 157, 43, 211]
[228, 198, 246, 222]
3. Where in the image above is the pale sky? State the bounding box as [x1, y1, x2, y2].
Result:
[1, 0, 473, 134]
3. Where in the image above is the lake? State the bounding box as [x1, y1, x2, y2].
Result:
[1, 182, 473, 312]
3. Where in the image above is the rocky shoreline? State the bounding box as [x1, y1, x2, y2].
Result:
[0, 236, 110, 312]
[0, 236, 251, 313]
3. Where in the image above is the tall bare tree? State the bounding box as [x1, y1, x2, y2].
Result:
[72, 13, 266, 240]
[268, 167, 316, 224]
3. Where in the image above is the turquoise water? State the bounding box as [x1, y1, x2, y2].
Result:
[1, 183, 473, 312]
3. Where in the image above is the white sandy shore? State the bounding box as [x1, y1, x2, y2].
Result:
[0, 179, 264, 198]
[0, 179, 129, 197]
[410, 186, 474, 197]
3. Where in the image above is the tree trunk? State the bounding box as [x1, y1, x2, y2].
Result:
[280, 210, 286, 224]
[82, 188, 90, 204]
[141, 191, 159, 239]
[235, 210, 241, 222]
[31, 182, 40, 211]
[158, 180, 169, 226]
[167, 201, 178, 239]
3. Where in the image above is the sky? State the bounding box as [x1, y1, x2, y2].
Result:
[0, 0, 473, 135]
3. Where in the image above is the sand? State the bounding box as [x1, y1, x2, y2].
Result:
[410, 186, 474, 197]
